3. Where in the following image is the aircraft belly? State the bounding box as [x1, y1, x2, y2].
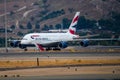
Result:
[41, 42, 59, 47]
[35, 39, 59, 47]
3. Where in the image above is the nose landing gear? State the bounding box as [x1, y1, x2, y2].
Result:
[24, 48, 28, 51]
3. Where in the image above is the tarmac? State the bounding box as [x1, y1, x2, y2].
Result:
[0, 66, 120, 80]
[0, 46, 120, 80]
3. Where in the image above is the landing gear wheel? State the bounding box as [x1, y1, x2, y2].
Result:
[46, 47, 51, 51]
[53, 48, 61, 51]
[24, 48, 27, 51]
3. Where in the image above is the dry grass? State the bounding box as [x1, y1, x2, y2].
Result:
[0, 59, 120, 68]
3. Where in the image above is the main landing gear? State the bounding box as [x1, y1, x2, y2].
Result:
[24, 48, 28, 51]
[23, 47, 61, 51]
[46, 47, 61, 51]
[53, 47, 61, 51]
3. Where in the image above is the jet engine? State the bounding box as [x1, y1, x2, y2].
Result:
[10, 40, 20, 47]
[58, 41, 68, 48]
[80, 39, 89, 47]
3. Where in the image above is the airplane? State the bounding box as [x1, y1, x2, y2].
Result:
[10, 12, 81, 51]
[9, 12, 118, 51]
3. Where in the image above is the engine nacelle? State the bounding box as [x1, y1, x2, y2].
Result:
[58, 41, 68, 48]
[10, 40, 20, 47]
[80, 39, 89, 47]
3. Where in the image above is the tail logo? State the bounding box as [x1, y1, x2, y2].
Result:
[73, 16, 79, 23]
[69, 29, 75, 34]
[69, 25, 77, 34]
[68, 12, 80, 35]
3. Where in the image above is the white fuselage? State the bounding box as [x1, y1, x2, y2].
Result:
[21, 32, 77, 46]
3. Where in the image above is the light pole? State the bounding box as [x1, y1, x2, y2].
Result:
[4, 0, 8, 52]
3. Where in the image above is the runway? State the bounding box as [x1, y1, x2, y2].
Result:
[0, 52, 120, 59]
[1, 46, 119, 58]
[0, 47, 120, 80]
[1, 74, 120, 80]
[0, 66, 120, 80]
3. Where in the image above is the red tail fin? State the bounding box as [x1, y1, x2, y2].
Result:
[67, 12, 80, 35]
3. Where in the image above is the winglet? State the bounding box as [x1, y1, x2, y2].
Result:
[36, 44, 44, 51]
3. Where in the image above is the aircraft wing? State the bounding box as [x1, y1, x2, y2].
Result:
[72, 38, 120, 41]
[78, 34, 99, 39]
[72, 34, 120, 41]
[8, 40, 21, 42]
[86, 38, 119, 41]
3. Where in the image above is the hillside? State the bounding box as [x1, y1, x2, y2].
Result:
[0, 0, 120, 38]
